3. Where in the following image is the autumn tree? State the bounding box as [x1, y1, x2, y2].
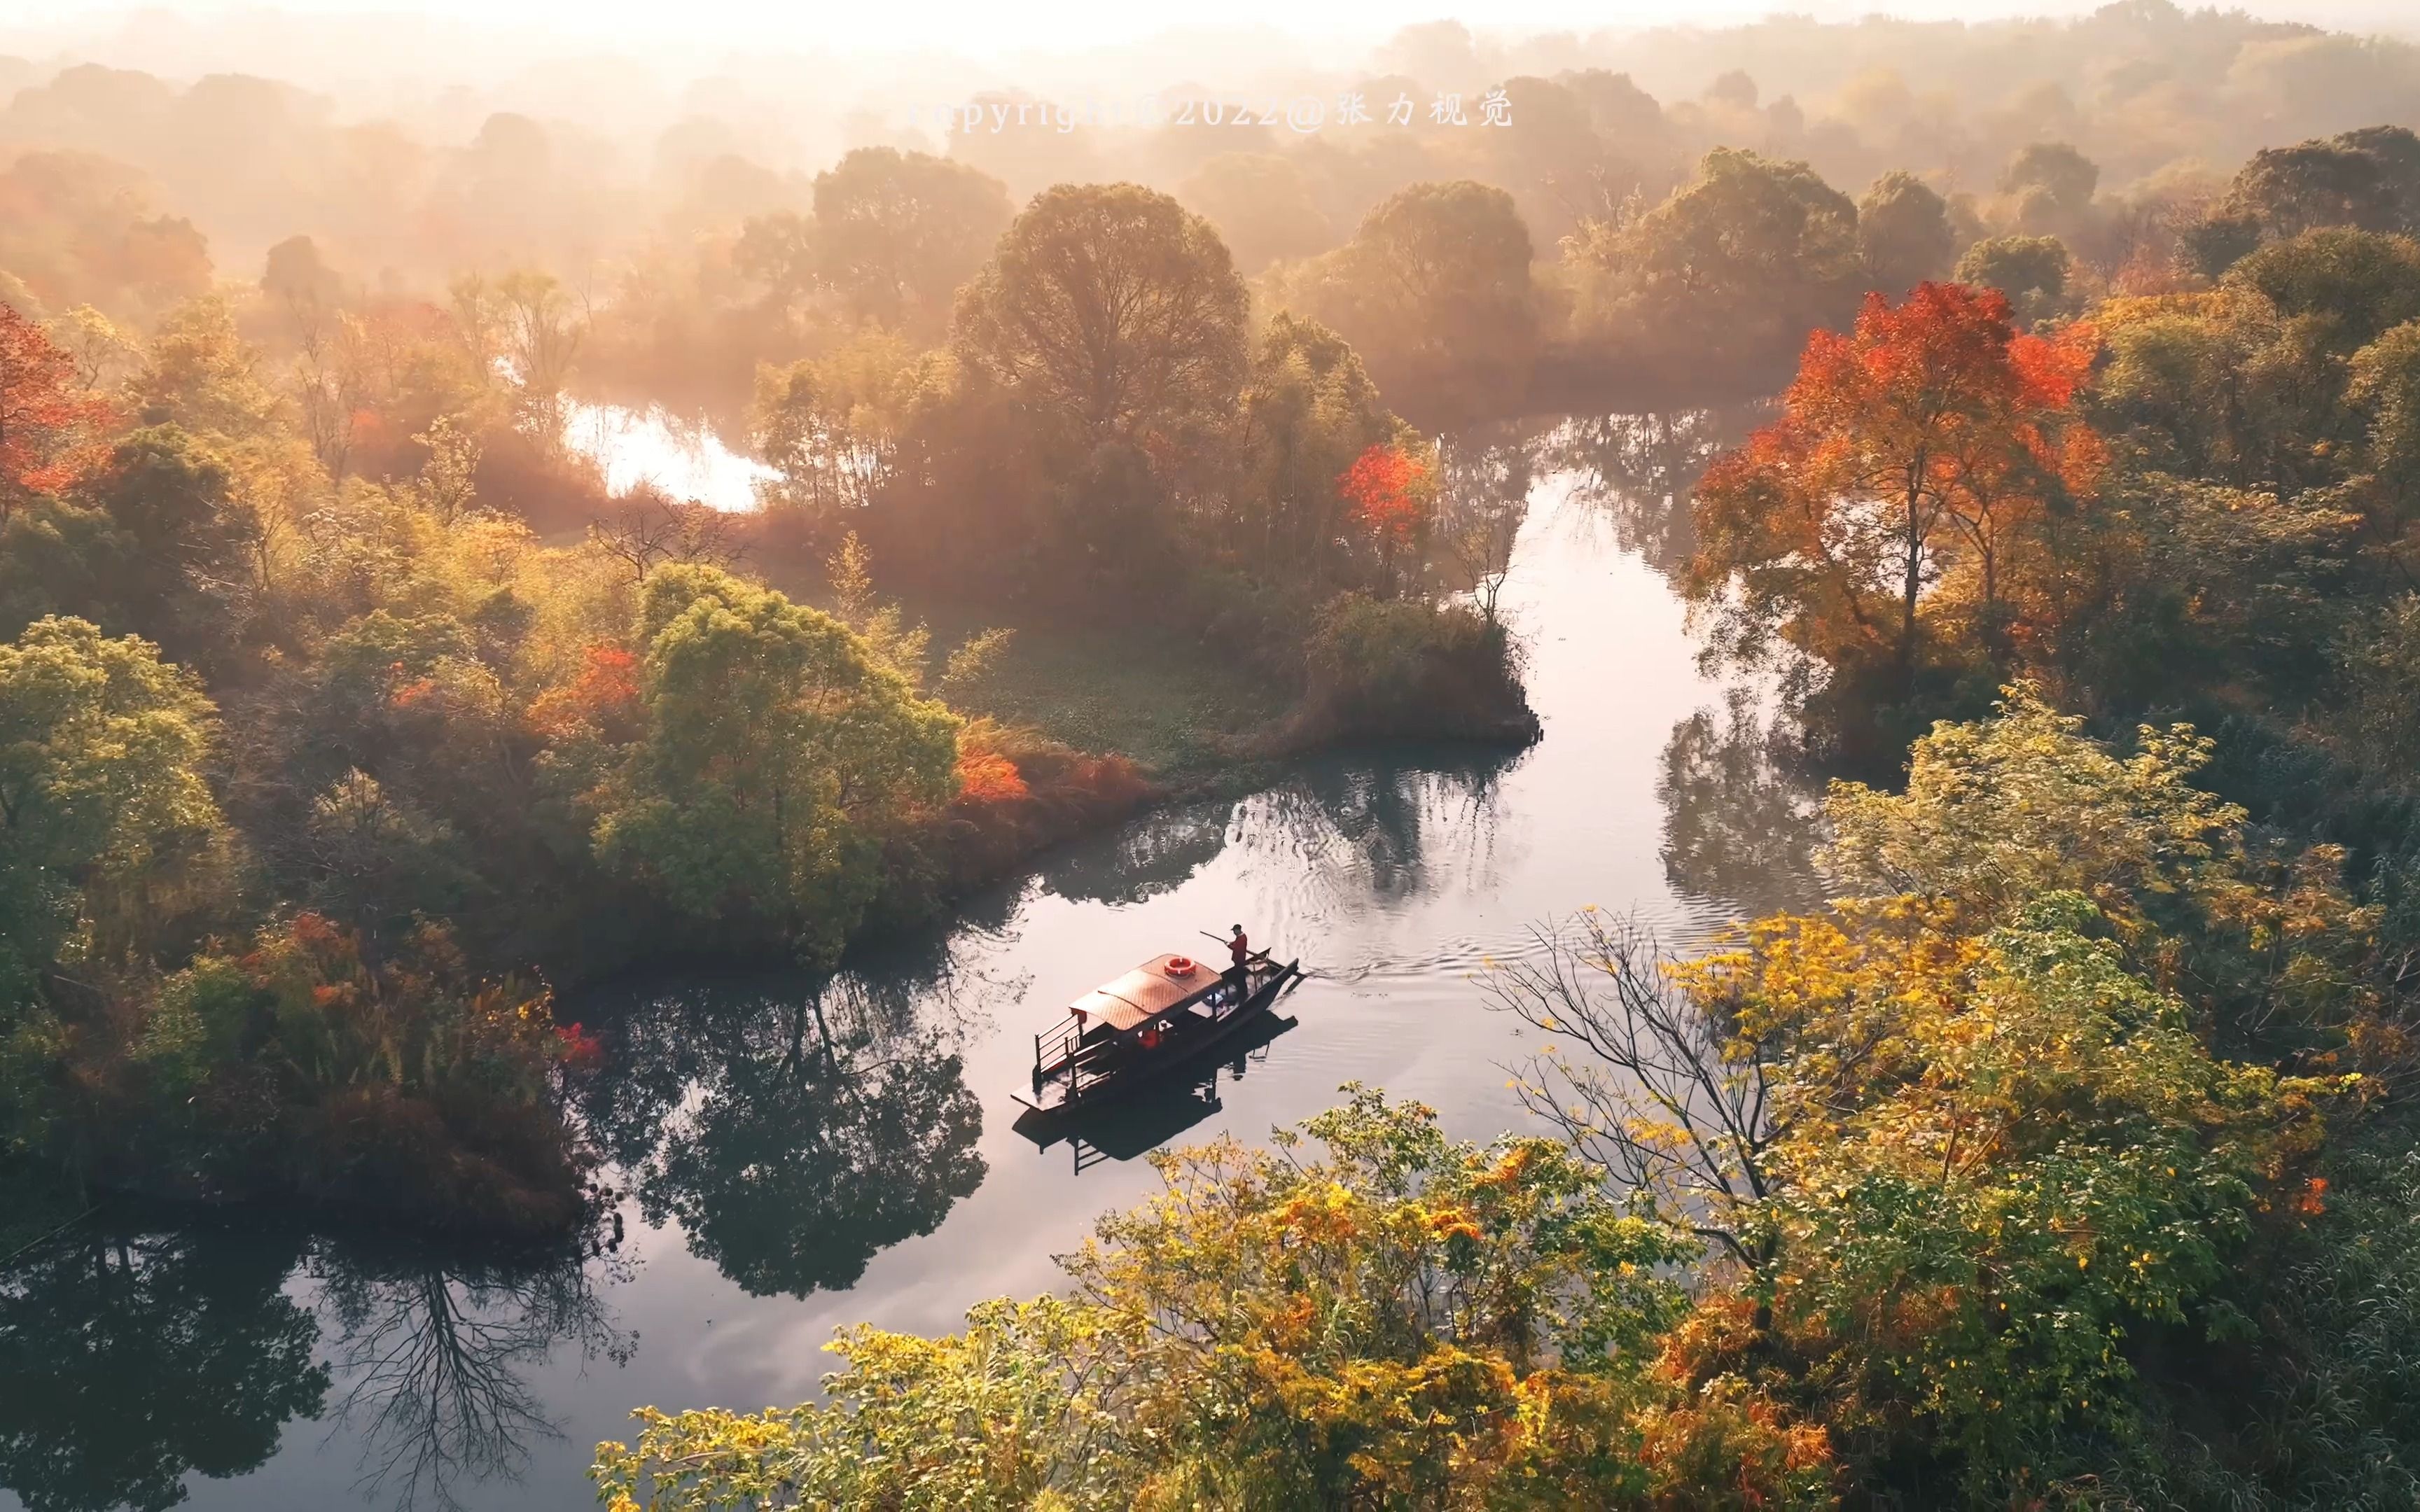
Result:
[0, 301, 112, 522]
[1491, 692, 2377, 1500]
[1686, 281, 2103, 708]
[1337, 440, 1432, 598]
[593, 1091, 1697, 1508]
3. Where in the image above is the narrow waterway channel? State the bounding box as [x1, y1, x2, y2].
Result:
[0, 412, 1823, 1512]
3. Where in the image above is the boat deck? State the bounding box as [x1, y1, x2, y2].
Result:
[1015, 953, 1301, 1116]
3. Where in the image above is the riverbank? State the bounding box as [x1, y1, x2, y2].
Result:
[0, 424, 1795, 1512]
[936, 614, 1292, 782]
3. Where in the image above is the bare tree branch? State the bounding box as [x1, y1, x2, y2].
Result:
[1486, 910, 1782, 1270]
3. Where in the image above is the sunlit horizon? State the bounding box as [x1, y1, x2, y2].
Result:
[6, 0, 2416, 68]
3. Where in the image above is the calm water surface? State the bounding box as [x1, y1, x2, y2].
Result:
[562, 402, 773, 510]
[0, 414, 1819, 1512]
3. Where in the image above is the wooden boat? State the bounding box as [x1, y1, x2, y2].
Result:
[1012, 1010, 1301, 1173]
[1013, 949, 1302, 1118]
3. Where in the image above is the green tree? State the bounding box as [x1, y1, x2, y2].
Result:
[627, 981, 983, 1298]
[1821, 682, 2246, 934]
[1277, 180, 1538, 427]
[68, 425, 258, 664]
[1823, 683, 2382, 1060]
[0, 616, 221, 1014]
[2229, 226, 2420, 358]
[1953, 234, 2071, 321]
[1229, 313, 1400, 573]
[2193, 125, 2420, 274]
[1998, 140, 2100, 234]
[590, 566, 959, 962]
[810, 147, 1013, 332]
[1582, 147, 1862, 383]
[124, 293, 284, 440]
[749, 330, 940, 517]
[1856, 169, 1956, 295]
[2351, 316, 2420, 499]
[1176, 151, 1335, 272]
[952, 182, 1248, 454]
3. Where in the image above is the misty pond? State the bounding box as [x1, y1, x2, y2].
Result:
[0, 412, 1825, 1512]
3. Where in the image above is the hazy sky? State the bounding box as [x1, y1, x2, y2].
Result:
[6, 0, 2414, 59]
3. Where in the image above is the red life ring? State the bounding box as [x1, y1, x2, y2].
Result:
[1140, 1025, 1163, 1049]
[1165, 956, 1197, 977]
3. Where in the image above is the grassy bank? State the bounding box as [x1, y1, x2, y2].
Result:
[947, 620, 1288, 780]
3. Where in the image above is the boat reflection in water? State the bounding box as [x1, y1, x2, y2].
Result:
[1013, 1011, 1302, 1175]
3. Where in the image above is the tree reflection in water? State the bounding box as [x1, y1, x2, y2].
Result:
[1431, 423, 1539, 614]
[1658, 689, 1826, 922]
[1548, 410, 1759, 580]
[1036, 798, 1234, 905]
[312, 1236, 634, 1512]
[577, 921, 1013, 1300]
[1228, 748, 1527, 915]
[0, 1219, 631, 1512]
[0, 1226, 328, 1512]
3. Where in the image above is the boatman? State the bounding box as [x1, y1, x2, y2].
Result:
[1225, 924, 1251, 1003]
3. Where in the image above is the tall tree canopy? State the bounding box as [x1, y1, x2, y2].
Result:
[952, 183, 1248, 454]
[0, 302, 111, 518]
[590, 565, 960, 964]
[1687, 281, 2103, 706]
[1581, 147, 1863, 386]
[0, 615, 221, 1014]
[1277, 179, 1538, 427]
[811, 147, 1013, 333]
[1856, 169, 1956, 297]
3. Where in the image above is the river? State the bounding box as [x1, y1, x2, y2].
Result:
[0, 412, 1821, 1512]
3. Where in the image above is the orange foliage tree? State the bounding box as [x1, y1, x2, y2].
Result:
[0, 302, 113, 519]
[1336, 440, 1431, 596]
[1686, 281, 2103, 694]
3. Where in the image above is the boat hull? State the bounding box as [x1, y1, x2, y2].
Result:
[1013, 958, 1301, 1117]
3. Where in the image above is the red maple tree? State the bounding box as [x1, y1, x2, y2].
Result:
[1337, 442, 1429, 543]
[0, 302, 113, 518]
[1688, 281, 2103, 681]
[1337, 442, 1432, 597]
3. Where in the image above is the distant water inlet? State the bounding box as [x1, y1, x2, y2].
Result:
[562, 403, 772, 512]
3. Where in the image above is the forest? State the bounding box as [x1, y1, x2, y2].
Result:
[5, 0, 2420, 1506]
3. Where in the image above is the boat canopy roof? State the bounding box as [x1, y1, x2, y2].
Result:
[1071, 953, 1214, 1031]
